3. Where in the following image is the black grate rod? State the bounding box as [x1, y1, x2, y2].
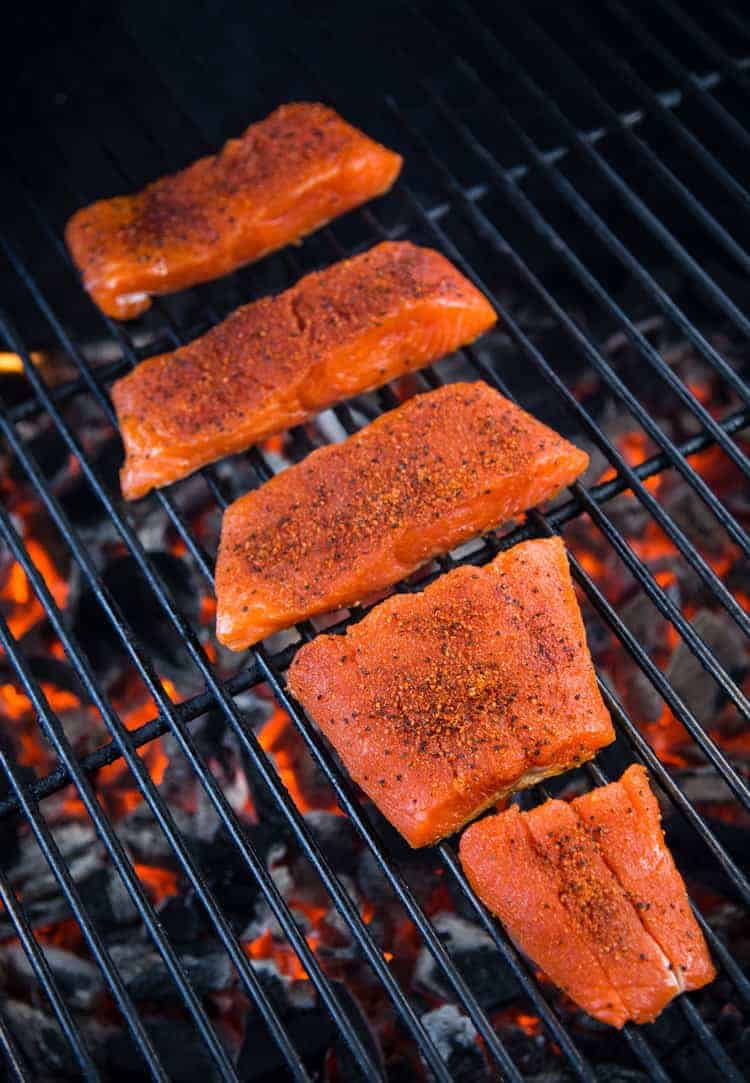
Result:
[1, 395, 744, 827]
[716, 4, 750, 43]
[421, 73, 750, 499]
[653, 0, 750, 101]
[0, 774, 100, 1080]
[386, 115, 750, 721]
[594, 0, 750, 198]
[0, 509, 381, 1082]
[448, 0, 750, 377]
[678, 995, 745, 1082]
[0, 506, 251, 1083]
[689, 904, 750, 1008]
[437, 345, 750, 815]
[256, 652, 525, 1083]
[0, 754, 169, 1079]
[381, 171, 750, 903]
[0, 367, 381, 1083]
[0, 1001, 32, 1083]
[0, 306, 455, 1083]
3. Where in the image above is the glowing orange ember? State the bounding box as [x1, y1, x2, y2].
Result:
[597, 430, 660, 493]
[1, 538, 69, 640]
[244, 928, 309, 981]
[133, 863, 179, 903]
[258, 705, 342, 815]
[0, 351, 46, 374]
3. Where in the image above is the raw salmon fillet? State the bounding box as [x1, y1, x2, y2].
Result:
[460, 765, 715, 1027]
[112, 242, 497, 499]
[574, 765, 716, 994]
[65, 102, 402, 320]
[216, 383, 589, 650]
[287, 537, 614, 847]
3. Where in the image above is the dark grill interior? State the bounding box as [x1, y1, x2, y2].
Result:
[1, 2, 749, 1080]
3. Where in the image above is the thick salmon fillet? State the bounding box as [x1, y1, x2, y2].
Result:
[112, 242, 497, 499]
[65, 103, 402, 320]
[216, 383, 589, 650]
[460, 766, 715, 1027]
[287, 537, 614, 847]
[574, 765, 716, 994]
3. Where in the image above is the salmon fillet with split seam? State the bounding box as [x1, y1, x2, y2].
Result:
[112, 241, 497, 498]
[287, 537, 614, 847]
[65, 102, 402, 319]
[459, 765, 715, 1027]
[216, 382, 589, 650]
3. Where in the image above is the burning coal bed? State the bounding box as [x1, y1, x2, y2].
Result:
[0, 308, 748, 1083]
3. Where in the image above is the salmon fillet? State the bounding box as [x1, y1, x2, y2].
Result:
[112, 242, 497, 499]
[287, 537, 614, 846]
[460, 765, 715, 1027]
[65, 102, 402, 320]
[216, 383, 589, 649]
[574, 765, 716, 994]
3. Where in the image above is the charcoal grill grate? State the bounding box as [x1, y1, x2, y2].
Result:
[0, 1, 749, 1080]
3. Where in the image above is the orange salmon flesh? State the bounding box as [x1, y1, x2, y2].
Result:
[112, 242, 497, 498]
[65, 102, 402, 319]
[287, 537, 614, 847]
[215, 382, 588, 649]
[459, 764, 715, 1027]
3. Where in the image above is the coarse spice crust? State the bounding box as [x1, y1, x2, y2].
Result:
[65, 102, 403, 319]
[215, 381, 589, 649]
[287, 536, 614, 847]
[112, 241, 497, 498]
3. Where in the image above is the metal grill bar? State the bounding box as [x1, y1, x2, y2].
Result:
[0, 196, 461, 1083]
[446, 3, 750, 376]
[0, 3, 748, 1080]
[369, 103, 747, 1083]
[0, 751, 168, 1078]
[3, 158, 527, 1083]
[0, 815, 99, 1079]
[256, 31, 747, 1078]
[0, 112, 517, 1080]
[384, 112, 750, 810]
[108, 55, 677, 1077]
[380, 100, 750, 892]
[0, 398, 745, 823]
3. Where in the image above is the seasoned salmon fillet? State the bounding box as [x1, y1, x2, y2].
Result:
[216, 383, 589, 649]
[460, 765, 715, 1027]
[287, 537, 614, 847]
[573, 765, 716, 994]
[112, 242, 497, 499]
[65, 103, 402, 320]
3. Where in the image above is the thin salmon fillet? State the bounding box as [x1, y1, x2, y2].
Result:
[287, 537, 614, 846]
[65, 103, 402, 320]
[573, 765, 716, 994]
[460, 805, 631, 1027]
[112, 242, 497, 499]
[460, 766, 715, 1027]
[216, 383, 589, 650]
